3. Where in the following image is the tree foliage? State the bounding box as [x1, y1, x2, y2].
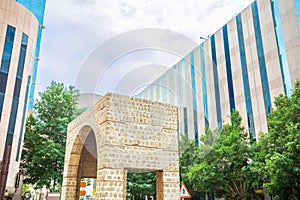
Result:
[254, 80, 300, 199]
[126, 171, 156, 200]
[21, 82, 80, 191]
[180, 111, 257, 199]
[180, 81, 300, 200]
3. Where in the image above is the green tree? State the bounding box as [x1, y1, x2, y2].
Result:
[20, 113, 47, 188]
[21, 82, 80, 191]
[126, 171, 156, 200]
[186, 111, 256, 199]
[257, 80, 300, 199]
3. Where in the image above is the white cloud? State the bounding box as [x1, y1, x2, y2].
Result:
[36, 0, 254, 96]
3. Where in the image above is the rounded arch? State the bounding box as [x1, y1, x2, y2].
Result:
[62, 124, 98, 199]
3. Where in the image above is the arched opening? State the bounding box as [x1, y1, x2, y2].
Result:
[77, 129, 97, 199]
[62, 125, 98, 200]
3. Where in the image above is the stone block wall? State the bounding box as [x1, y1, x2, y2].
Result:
[61, 93, 180, 200]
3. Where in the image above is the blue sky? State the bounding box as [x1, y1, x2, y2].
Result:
[36, 0, 254, 97]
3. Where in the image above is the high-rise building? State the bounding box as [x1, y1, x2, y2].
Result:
[137, 0, 300, 144]
[16, 0, 47, 111]
[0, 0, 45, 198]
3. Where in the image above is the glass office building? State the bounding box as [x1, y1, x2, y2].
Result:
[137, 0, 300, 143]
[16, 0, 47, 111]
[0, 0, 41, 198]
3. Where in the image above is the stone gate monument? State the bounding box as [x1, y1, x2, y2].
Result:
[61, 93, 180, 200]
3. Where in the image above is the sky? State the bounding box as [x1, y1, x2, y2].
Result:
[36, 0, 254, 97]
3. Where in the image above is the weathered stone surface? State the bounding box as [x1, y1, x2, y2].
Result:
[62, 93, 180, 200]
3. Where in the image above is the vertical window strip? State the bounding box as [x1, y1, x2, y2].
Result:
[166, 71, 170, 103]
[200, 44, 209, 128]
[0, 93, 4, 122]
[181, 59, 187, 107]
[16, 75, 31, 161]
[222, 25, 236, 112]
[183, 107, 188, 136]
[0, 25, 16, 122]
[181, 59, 188, 135]
[16, 34, 28, 79]
[271, 0, 292, 96]
[173, 65, 178, 106]
[159, 77, 163, 102]
[17, 0, 47, 111]
[252, 2, 272, 116]
[236, 14, 256, 140]
[294, 0, 300, 32]
[1, 26, 16, 73]
[153, 83, 157, 101]
[6, 33, 28, 146]
[190, 51, 199, 144]
[211, 35, 222, 129]
[147, 86, 151, 100]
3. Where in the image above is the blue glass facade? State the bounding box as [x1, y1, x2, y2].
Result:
[222, 25, 235, 112]
[183, 107, 188, 135]
[137, 0, 299, 145]
[141, 91, 145, 99]
[252, 1, 272, 116]
[153, 83, 157, 101]
[236, 14, 256, 140]
[200, 44, 209, 128]
[0, 26, 16, 122]
[16, 0, 47, 111]
[16, 75, 31, 161]
[271, 0, 292, 96]
[173, 65, 178, 105]
[6, 33, 29, 146]
[166, 71, 170, 103]
[294, 0, 300, 32]
[211, 35, 222, 129]
[159, 77, 163, 102]
[147, 87, 151, 100]
[181, 59, 187, 107]
[190, 51, 199, 144]
[181, 59, 188, 135]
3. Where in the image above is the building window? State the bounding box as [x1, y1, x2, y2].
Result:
[294, 0, 300, 32]
[181, 59, 187, 107]
[181, 59, 189, 135]
[0, 73, 8, 93]
[147, 87, 151, 100]
[6, 33, 29, 147]
[173, 65, 179, 106]
[1, 25, 15, 73]
[222, 25, 235, 112]
[16, 34, 28, 78]
[16, 76, 31, 161]
[166, 71, 170, 103]
[0, 25, 16, 121]
[183, 107, 188, 136]
[13, 78, 22, 99]
[252, 1, 272, 116]
[0, 93, 4, 122]
[211, 35, 222, 129]
[190, 51, 199, 144]
[271, 0, 292, 96]
[159, 77, 163, 102]
[236, 14, 256, 140]
[200, 44, 209, 128]
[153, 83, 157, 101]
